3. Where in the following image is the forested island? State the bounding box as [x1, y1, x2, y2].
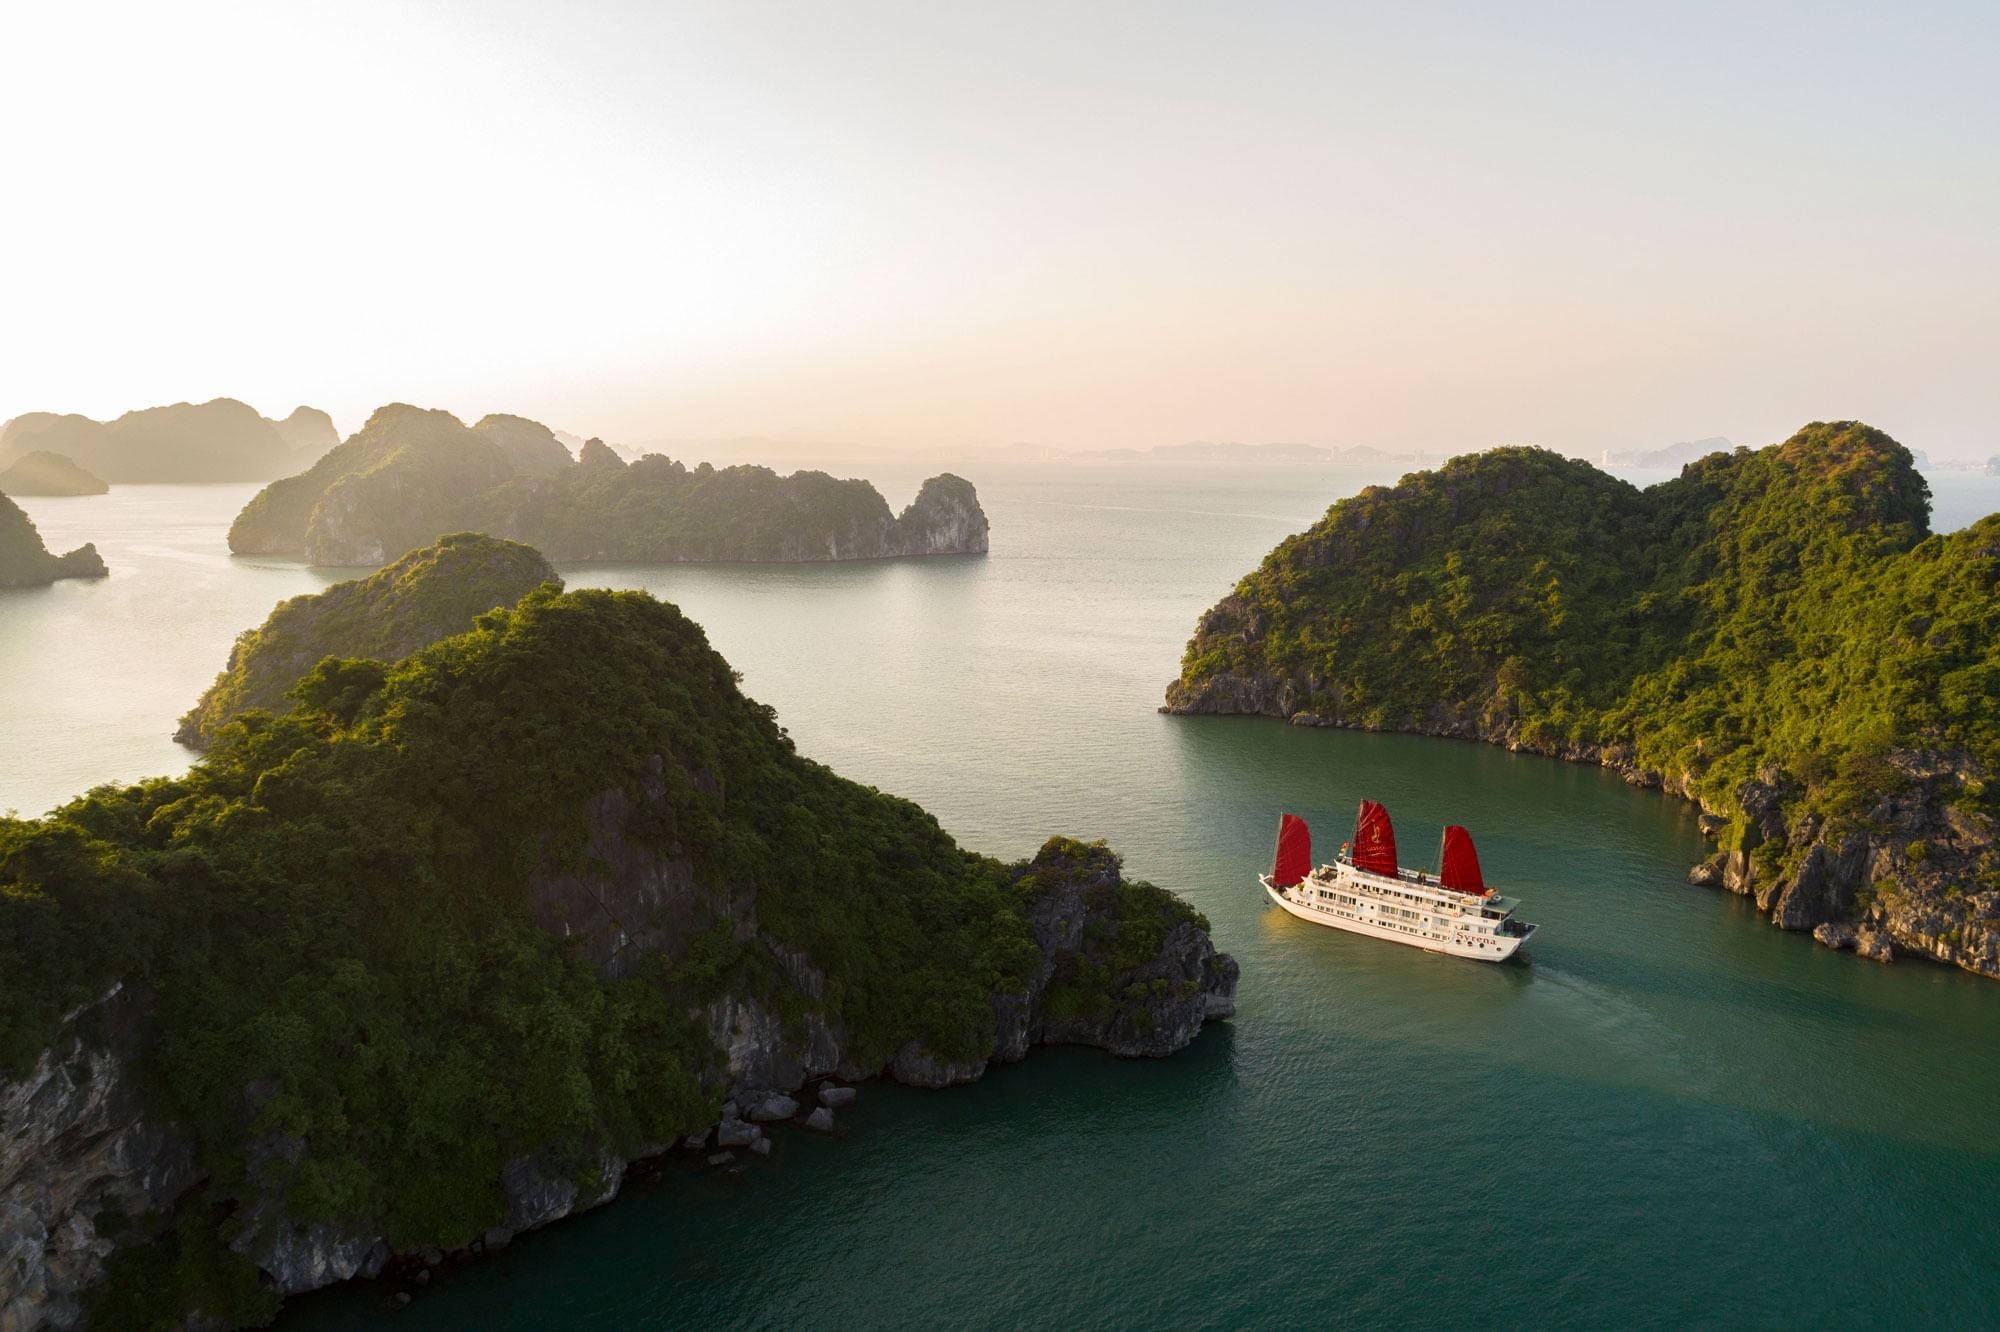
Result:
[0, 583, 1233, 1328]
[0, 452, 108, 496]
[1166, 422, 1998, 977]
[0, 493, 107, 588]
[0, 400, 337, 484]
[176, 533, 560, 748]
[229, 404, 990, 565]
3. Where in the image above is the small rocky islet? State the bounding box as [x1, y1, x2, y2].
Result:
[228, 403, 990, 566]
[0, 491, 106, 589]
[1165, 420, 2000, 978]
[0, 566, 1233, 1329]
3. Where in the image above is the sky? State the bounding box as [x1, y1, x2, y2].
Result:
[3, 0, 1996, 459]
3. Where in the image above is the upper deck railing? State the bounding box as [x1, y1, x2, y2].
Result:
[1326, 855, 1517, 917]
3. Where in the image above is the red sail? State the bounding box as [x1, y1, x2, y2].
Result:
[1351, 800, 1398, 877]
[1272, 813, 1312, 887]
[1440, 824, 1487, 895]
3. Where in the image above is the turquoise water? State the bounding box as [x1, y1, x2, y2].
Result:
[6, 467, 1999, 1327]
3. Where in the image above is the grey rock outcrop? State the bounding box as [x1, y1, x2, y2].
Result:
[500, 1148, 623, 1233]
[748, 1094, 799, 1123]
[0, 986, 199, 1332]
[229, 1212, 381, 1298]
[890, 473, 990, 556]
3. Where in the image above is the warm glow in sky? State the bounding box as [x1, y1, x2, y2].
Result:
[4, 0, 1996, 457]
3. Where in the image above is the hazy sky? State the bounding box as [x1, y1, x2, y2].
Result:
[4, 1, 1996, 458]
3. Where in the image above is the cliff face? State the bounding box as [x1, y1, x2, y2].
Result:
[176, 533, 560, 748]
[530, 791, 1236, 1094]
[228, 405, 513, 564]
[1, 588, 1227, 1325]
[0, 494, 107, 589]
[0, 791, 1234, 1329]
[1689, 755, 1999, 976]
[1165, 423, 2000, 977]
[231, 407, 991, 567]
[0, 453, 108, 497]
[0, 987, 200, 1332]
[891, 473, 990, 556]
[462, 456, 991, 563]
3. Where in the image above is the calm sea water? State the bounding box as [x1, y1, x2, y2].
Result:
[5, 466, 1999, 1328]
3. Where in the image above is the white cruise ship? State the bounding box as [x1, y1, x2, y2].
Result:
[1258, 801, 1537, 961]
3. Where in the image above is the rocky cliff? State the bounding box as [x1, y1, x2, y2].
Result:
[0, 494, 106, 589]
[228, 404, 513, 564]
[0, 986, 200, 1332]
[0, 587, 1226, 1327]
[1165, 423, 2000, 977]
[888, 473, 990, 557]
[0, 453, 108, 497]
[230, 406, 991, 567]
[176, 533, 560, 748]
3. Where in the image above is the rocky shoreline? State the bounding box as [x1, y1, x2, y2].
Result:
[1, 838, 1235, 1329]
[1163, 669, 1999, 979]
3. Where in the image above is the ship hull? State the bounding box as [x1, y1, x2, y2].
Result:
[1261, 874, 1529, 962]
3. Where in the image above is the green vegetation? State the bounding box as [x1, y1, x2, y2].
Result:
[176, 533, 559, 748]
[229, 403, 988, 566]
[0, 491, 107, 588]
[1021, 836, 1209, 1029]
[0, 399, 324, 483]
[1171, 421, 1999, 827]
[3, 585, 1186, 1310]
[462, 452, 908, 562]
[0, 450, 109, 496]
[228, 404, 513, 564]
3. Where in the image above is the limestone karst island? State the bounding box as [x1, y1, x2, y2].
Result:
[3, 3, 1998, 1329]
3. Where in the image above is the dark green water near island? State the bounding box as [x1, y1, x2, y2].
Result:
[7, 467, 2000, 1327]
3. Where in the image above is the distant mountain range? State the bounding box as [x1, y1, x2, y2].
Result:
[1069, 442, 1420, 466]
[0, 399, 339, 483]
[1600, 436, 1734, 469]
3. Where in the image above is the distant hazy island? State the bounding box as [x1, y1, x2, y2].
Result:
[0, 493, 107, 588]
[0, 583, 1233, 1328]
[176, 532, 559, 748]
[1166, 422, 1998, 978]
[0, 399, 338, 484]
[1071, 441, 1422, 467]
[0, 452, 109, 497]
[1601, 436, 1733, 470]
[229, 404, 990, 565]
